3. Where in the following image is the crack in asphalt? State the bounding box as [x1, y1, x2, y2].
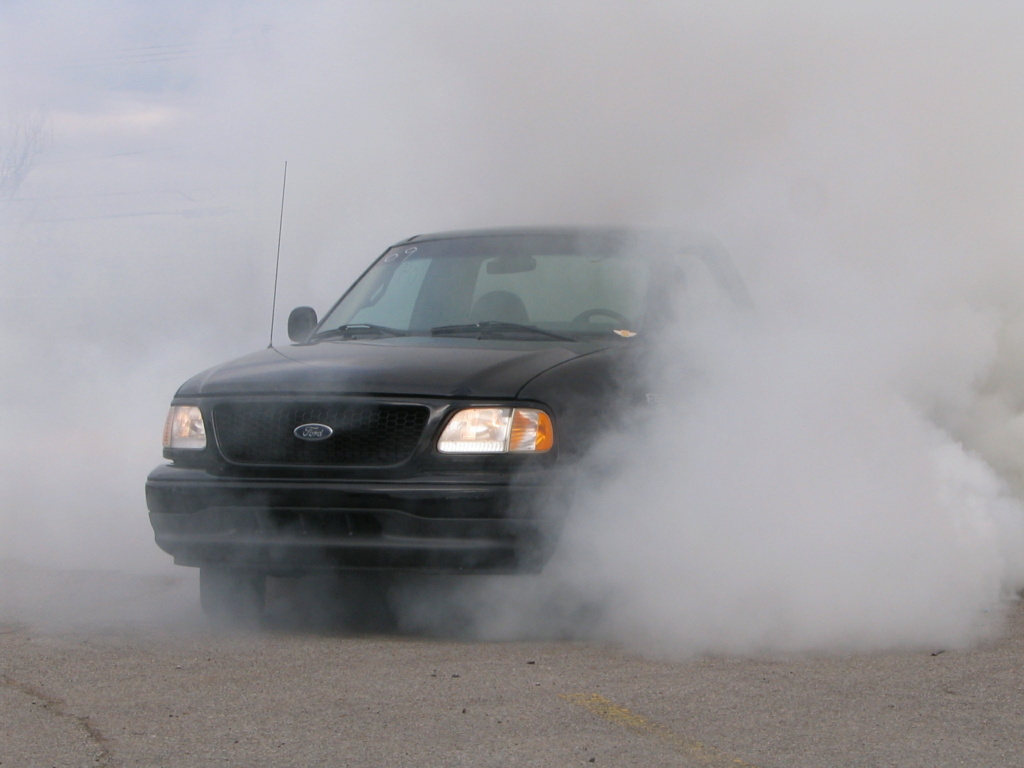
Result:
[1, 672, 118, 768]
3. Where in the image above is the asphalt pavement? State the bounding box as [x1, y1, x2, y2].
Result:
[2, 562, 1023, 768]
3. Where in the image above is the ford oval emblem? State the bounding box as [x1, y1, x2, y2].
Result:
[294, 423, 334, 441]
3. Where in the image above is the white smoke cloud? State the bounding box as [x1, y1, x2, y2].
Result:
[555, 250, 1024, 654]
[3, 2, 1024, 649]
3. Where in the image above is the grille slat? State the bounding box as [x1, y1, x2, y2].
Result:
[213, 402, 429, 466]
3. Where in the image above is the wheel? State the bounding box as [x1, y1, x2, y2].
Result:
[572, 308, 630, 324]
[199, 567, 266, 620]
[276, 572, 396, 631]
[319, 572, 396, 631]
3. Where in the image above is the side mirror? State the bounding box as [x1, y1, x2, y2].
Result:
[288, 306, 318, 342]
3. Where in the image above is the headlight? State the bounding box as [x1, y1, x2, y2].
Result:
[162, 405, 207, 450]
[437, 407, 553, 454]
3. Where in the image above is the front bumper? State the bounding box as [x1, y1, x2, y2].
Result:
[145, 465, 568, 574]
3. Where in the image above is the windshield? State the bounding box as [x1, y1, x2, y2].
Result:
[317, 232, 651, 340]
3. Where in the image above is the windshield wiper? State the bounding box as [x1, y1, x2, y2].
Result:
[311, 323, 407, 341]
[430, 321, 575, 342]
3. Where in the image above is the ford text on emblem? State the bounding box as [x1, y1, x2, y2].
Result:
[294, 423, 334, 441]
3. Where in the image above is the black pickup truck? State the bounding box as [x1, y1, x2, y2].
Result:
[145, 227, 744, 616]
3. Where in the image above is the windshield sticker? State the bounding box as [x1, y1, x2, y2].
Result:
[383, 246, 418, 264]
[613, 329, 638, 338]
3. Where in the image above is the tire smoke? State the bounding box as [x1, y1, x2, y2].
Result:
[3, 3, 1024, 649]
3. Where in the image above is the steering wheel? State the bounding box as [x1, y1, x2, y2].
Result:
[572, 308, 630, 324]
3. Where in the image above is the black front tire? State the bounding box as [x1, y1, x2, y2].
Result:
[199, 567, 266, 620]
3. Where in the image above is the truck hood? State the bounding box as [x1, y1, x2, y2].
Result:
[175, 336, 612, 399]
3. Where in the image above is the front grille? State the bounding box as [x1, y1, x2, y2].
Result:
[212, 401, 430, 466]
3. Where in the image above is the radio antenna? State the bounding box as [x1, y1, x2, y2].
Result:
[268, 160, 289, 348]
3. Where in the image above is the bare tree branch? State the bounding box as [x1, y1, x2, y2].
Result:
[1, 110, 51, 201]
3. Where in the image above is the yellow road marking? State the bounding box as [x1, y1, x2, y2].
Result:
[561, 693, 761, 767]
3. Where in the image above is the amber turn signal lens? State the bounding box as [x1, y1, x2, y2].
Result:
[509, 409, 554, 453]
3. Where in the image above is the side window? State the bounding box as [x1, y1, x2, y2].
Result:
[349, 257, 431, 328]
